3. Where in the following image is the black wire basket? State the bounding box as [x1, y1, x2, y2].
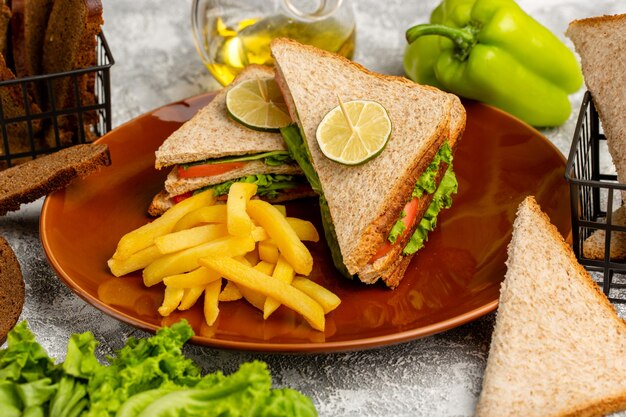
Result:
[565, 91, 626, 302]
[0, 31, 114, 168]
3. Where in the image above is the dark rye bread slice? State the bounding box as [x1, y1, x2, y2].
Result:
[475, 196, 626, 417]
[0, 52, 44, 161]
[0, 2, 11, 58]
[42, 0, 103, 146]
[271, 38, 459, 277]
[0, 236, 24, 343]
[11, 0, 55, 79]
[0, 142, 110, 214]
[566, 14, 626, 203]
[154, 65, 290, 169]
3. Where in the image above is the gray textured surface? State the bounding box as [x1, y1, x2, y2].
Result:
[2, 0, 626, 416]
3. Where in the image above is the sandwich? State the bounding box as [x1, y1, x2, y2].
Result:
[475, 196, 626, 417]
[270, 38, 466, 288]
[149, 65, 315, 216]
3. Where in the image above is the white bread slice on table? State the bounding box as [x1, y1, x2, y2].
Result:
[566, 14, 626, 203]
[583, 205, 626, 261]
[154, 65, 292, 169]
[271, 37, 464, 286]
[475, 196, 626, 417]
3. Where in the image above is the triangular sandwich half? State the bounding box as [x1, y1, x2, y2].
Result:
[475, 196, 626, 417]
[150, 65, 314, 216]
[271, 38, 466, 287]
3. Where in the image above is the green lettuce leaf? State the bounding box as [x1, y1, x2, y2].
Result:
[180, 151, 294, 169]
[281, 125, 351, 278]
[388, 211, 407, 245]
[412, 141, 452, 199]
[204, 174, 304, 200]
[403, 165, 458, 255]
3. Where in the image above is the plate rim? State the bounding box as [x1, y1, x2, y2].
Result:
[40, 93, 567, 353]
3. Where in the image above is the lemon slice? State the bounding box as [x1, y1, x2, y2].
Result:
[226, 78, 291, 131]
[316, 99, 392, 165]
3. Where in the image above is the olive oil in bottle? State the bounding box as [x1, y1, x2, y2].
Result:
[202, 14, 356, 86]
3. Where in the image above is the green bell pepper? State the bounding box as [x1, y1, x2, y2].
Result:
[404, 0, 583, 127]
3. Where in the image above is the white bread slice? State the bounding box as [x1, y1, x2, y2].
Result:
[566, 14, 626, 203]
[154, 65, 290, 169]
[583, 205, 626, 261]
[164, 160, 303, 197]
[475, 196, 626, 417]
[271, 38, 463, 279]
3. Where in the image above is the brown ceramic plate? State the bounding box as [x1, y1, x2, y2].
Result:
[40, 93, 570, 353]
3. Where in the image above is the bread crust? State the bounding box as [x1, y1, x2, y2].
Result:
[0, 143, 110, 215]
[0, 236, 24, 344]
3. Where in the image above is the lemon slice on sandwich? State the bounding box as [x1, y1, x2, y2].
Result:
[226, 78, 291, 131]
[316, 99, 391, 165]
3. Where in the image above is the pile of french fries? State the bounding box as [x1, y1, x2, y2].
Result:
[107, 183, 340, 332]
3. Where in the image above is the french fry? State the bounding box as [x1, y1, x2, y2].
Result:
[158, 286, 184, 316]
[253, 260, 276, 275]
[163, 266, 221, 289]
[200, 256, 325, 331]
[227, 182, 257, 237]
[233, 257, 267, 310]
[263, 256, 295, 319]
[143, 236, 255, 287]
[219, 281, 243, 301]
[244, 248, 260, 266]
[173, 205, 227, 232]
[155, 224, 228, 254]
[113, 189, 215, 259]
[272, 205, 287, 216]
[292, 277, 341, 314]
[204, 278, 222, 326]
[107, 245, 161, 277]
[178, 287, 205, 310]
[251, 226, 269, 242]
[247, 200, 313, 275]
[286, 218, 320, 242]
[258, 240, 279, 264]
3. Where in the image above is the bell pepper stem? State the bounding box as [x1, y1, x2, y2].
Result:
[406, 24, 477, 60]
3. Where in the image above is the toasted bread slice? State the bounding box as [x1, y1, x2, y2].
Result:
[0, 142, 110, 214]
[155, 65, 292, 169]
[566, 14, 626, 202]
[11, 0, 55, 79]
[0, 52, 44, 163]
[271, 38, 463, 280]
[0, 236, 24, 343]
[0, 2, 11, 58]
[475, 196, 626, 417]
[42, 0, 103, 146]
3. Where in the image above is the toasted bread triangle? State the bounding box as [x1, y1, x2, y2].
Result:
[475, 196, 626, 417]
[566, 14, 626, 202]
[154, 65, 289, 169]
[271, 38, 462, 277]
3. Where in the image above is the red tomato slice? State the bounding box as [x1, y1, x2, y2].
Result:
[177, 161, 247, 179]
[172, 192, 193, 204]
[369, 197, 420, 263]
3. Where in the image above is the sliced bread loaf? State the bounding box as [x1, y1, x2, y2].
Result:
[566, 14, 626, 203]
[0, 236, 24, 343]
[0, 142, 110, 214]
[475, 196, 626, 417]
[11, 0, 55, 80]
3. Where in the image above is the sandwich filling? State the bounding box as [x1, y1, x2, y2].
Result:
[281, 124, 457, 279]
[170, 150, 308, 204]
[176, 151, 295, 179]
[370, 142, 457, 262]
